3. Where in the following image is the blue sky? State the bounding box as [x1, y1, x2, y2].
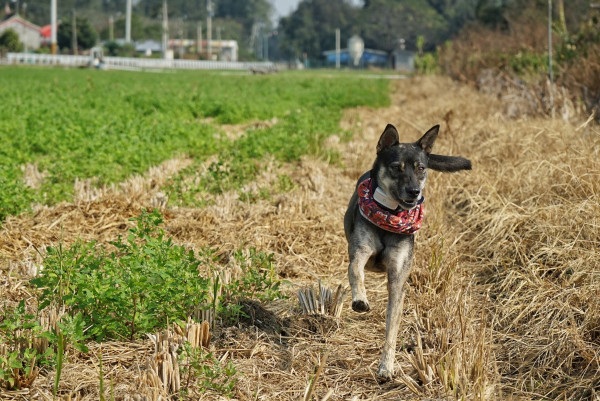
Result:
[271, 0, 299, 20]
[271, 0, 362, 22]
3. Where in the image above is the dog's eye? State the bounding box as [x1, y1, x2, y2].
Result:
[417, 166, 426, 173]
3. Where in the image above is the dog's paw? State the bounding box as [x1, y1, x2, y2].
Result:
[352, 300, 371, 312]
[377, 364, 394, 380]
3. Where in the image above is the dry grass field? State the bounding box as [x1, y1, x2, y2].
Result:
[1, 75, 599, 400]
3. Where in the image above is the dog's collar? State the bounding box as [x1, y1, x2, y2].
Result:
[373, 186, 400, 210]
[358, 178, 424, 234]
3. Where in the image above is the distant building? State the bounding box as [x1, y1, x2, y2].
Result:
[0, 14, 41, 51]
[391, 49, 415, 72]
[135, 40, 162, 56]
[323, 48, 389, 68]
[169, 39, 238, 61]
[40, 24, 52, 47]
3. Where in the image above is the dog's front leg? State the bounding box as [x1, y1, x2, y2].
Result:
[348, 224, 381, 312]
[348, 245, 374, 312]
[378, 238, 413, 379]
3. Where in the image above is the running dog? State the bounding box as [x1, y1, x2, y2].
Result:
[343, 123, 471, 379]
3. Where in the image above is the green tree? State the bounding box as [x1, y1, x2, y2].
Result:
[216, 0, 272, 31]
[424, 0, 479, 36]
[99, 14, 151, 41]
[0, 29, 24, 53]
[279, 0, 358, 62]
[475, 0, 509, 29]
[57, 17, 98, 52]
[359, 0, 467, 52]
[14, 0, 126, 28]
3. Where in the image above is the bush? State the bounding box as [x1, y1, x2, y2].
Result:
[0, 29, 23, 53]
[31, 209, 287, 341]
[32, 209, 212, 341]
[415, 52, 440, 75]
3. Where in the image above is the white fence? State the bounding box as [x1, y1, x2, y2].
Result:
[5, 53, 276, 71]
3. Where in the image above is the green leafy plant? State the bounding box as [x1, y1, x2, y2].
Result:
[179, 342, 237, 398]
[53, 330, 64, 398]
[0, 301, 53, 390]
[275, 174, 296, 193]
[218, 248, 285, 323]
[32, 209, 212, 341]
[415, 52, 440, 75]
[32, 209, 288, 341]
[0, 166, 37, 224]
[230, 248, 282, 302]
[201, 153, 260, 195]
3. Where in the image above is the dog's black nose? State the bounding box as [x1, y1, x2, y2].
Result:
[407, 187, 420, 199]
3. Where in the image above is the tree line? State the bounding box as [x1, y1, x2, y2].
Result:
[2, 0, 593, 62]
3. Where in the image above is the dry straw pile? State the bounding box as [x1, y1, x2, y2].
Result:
[0, 75, 599, 400]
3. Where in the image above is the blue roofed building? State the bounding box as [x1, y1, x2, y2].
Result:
[323, 48, 389, 68]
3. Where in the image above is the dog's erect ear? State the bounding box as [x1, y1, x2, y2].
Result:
[428, 154, 472, 172]
[416, 125, 440, 154]
[376, 124, 400, 154]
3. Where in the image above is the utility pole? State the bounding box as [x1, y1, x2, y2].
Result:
[548, 0, 554, 118]
[197, 22, 202, 56]
[51, 0, 57, 54]
[109, 15, 114, 41]
[178, 18, 184, 58]
[557, 0, 567, 33]
[335, 29, 340, 69]
[162, 0, 168, 59]
[264, 31, 268, 61]
[125, 0, 132, 42]
[207, 0, 212, 59]
[72, 9, 77, 54]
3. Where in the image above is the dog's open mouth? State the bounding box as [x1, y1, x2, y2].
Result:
[398, 199, 418, 209]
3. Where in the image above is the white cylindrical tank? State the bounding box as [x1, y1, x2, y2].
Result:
[348, 35, 364, 67]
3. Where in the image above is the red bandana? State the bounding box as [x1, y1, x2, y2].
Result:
[358, 178, 424, 234]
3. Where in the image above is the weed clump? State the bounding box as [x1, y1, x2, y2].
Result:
[32, 209, 212, 342]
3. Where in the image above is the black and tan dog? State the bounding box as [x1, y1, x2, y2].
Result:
[344, 123, 471, 379]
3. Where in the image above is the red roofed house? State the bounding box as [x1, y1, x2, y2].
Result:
[0, 14, 42, 51]
[40, 24, 51, 46]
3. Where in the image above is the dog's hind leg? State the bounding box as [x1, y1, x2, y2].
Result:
[378, 238, 414, 379]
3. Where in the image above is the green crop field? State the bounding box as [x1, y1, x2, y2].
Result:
[0, 67, 390, 223]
